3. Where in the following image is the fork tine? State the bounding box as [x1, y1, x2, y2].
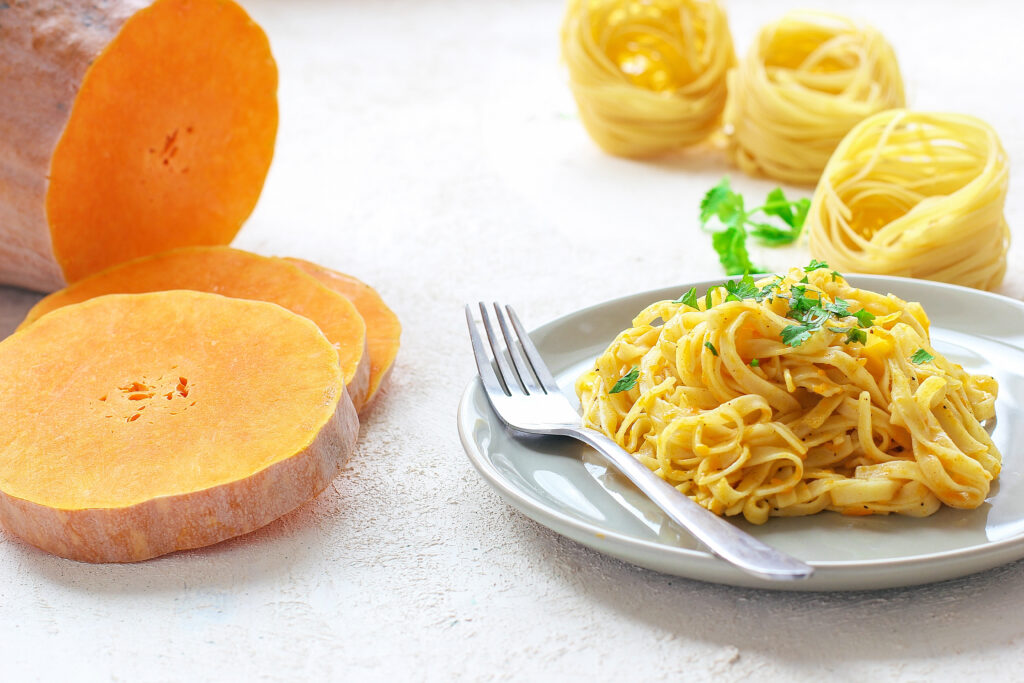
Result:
[492, 303, 543, 394]
[505, 305, 561, 394]
[465, 304, 507, 396]
[478, 302, 524, 395]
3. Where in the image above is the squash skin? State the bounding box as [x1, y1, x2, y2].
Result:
[0, 291, 359, 563]
[0, 389, 358, 563]
[0, 0, 277, 291]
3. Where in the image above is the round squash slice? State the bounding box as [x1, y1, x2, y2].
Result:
[283, 258, 402, 411]
[0, 0, 277, 291]
[0, 291, 358, 563]
[20, 247, 371, 410]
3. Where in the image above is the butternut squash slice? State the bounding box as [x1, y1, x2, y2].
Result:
[20, 247, 372, 410]
[0, 0, 277, 291]
[0, 291, 358, 563]
[284, 258, 402, 410]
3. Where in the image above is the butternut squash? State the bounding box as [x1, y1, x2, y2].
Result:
[284, 258, 402, 410]
[0, 290, 358, 562]
[20, 247, 372, 410]
[0, 0, 277, 291]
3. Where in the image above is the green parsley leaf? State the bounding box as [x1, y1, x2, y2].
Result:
[755, 276, 784, 303]
[609, 366, 640, 394]
[781, 324, 814, 347]
[824, 297, 850, 318]
[830, 270, 842, 282]
[705, 288, 714, 311]
[704, 341, 719, 356]
[845, 328, 867, 345]
[748, 221, 800, 245]
[853, 309, 876, 328]
[750, 358, 760, 367]
[911, 348, 935, 364]
[674, 287, 699, 308]
[805, 259, 830, 272]
[711, 226, 759, 276]
[699, 178, 743, 226]
[724, 273, 759, 300]
[699, 180, 809, 276]
[760, 189, 810, 231]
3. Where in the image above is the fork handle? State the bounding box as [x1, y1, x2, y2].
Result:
[561, 427, 814, 581]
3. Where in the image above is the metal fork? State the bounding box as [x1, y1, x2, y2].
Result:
[465, 302, 814, 581]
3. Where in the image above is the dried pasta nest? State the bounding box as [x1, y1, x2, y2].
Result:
[724, 11, 904, 185]
[561, 0, 735, 157]
[807, 110, 1010, 291]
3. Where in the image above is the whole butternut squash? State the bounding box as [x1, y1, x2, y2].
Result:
[0, 0, 277, 291]
[0, 291, 358, 562]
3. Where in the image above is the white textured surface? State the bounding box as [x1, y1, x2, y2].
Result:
[2, 0, 1024, 679]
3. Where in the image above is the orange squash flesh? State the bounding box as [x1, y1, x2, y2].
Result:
[0, 0, 277, 291]
[21, 247, 371, 410]
[0, 291, 358, 562]
[284, 258, 402, 410]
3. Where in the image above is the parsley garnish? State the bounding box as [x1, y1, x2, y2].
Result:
[852, 309, 876, 328]
[724, 273, 758, 301]
[704, 288, 714, 311]
[699, 178, 810, 276]
[704, 341, 719, 356]
[781, 324, 814, 347]
[750, 358, 760, 367]
[755, 276, 784, 303]
[911, 348, 935, 364]
[775, 262, 870, 348]
[674, 287, 699, 308]
[609, 367, 639, 393]
[846, 328, 868, 345]
[823, 297, 850, 318]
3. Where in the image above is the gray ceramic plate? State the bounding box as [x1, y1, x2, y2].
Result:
[457, 275, 1024, 591]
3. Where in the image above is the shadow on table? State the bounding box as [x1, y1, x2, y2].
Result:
[517, 518, 1024, 664]
[1, 481, 353, 595]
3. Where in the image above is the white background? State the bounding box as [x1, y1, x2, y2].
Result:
[2, 0, 1023, 680]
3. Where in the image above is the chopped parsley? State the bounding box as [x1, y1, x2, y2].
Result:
[781, 324, 814, 347]
[699, 178, 810, 276]
[724, 273, 759, 301]
[911, 348, 935, 364]
[683, 261, 871, 349]
[704, 341, 719, 356]
[674, 287, 699, 308]
[750, 358, 760, 367]
[609, 366, 639, 393]
[852, 309, 876, 328]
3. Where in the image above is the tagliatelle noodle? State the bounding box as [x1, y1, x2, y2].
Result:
[807, 110, 1010, 291]
[561, 0, 735, 157]
[576, 268, 1000, 524]
[723, 11, 904, 185]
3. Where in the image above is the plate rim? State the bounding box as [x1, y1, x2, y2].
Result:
[458, 273, 1024, 588]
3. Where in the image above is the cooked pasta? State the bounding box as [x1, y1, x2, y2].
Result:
[723, 11, 904, 185]
[576, 267, 1000, 524]
[561, 0, 735, 157]
[807, 110, 1010, 291]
